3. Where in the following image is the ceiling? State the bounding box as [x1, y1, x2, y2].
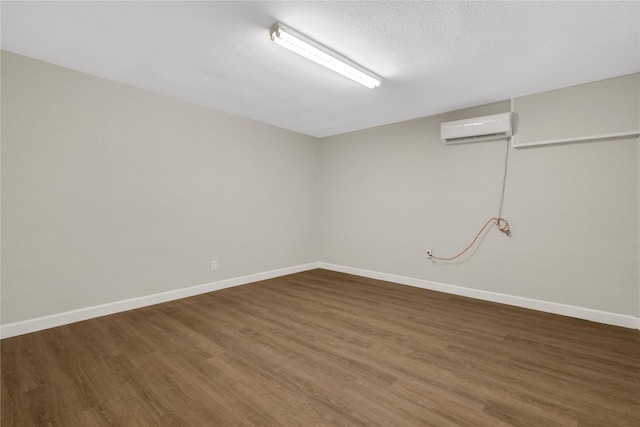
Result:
[2, 1, 639, 138]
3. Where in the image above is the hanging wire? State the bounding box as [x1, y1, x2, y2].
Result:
[430, 217, 510, 261]
[429, 139, 512, 261]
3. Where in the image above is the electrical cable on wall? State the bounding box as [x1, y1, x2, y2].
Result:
[428, 217, 510, 261]
[428, 139, 512, 261]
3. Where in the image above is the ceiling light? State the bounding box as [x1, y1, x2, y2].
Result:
[269, 23, 381, 89]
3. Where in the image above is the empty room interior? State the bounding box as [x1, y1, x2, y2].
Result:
[1, 1, 639, 426]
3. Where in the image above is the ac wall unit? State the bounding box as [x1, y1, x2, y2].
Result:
[441, 112, 513, 144]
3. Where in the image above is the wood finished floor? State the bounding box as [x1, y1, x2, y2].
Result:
[2, 269, 639, 426]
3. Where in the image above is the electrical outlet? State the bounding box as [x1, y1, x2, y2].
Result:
[426, 249, 432, 259]
[211, 260, 218, 271]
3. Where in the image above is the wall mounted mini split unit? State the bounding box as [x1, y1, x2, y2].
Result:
[441, 112, 513, 144]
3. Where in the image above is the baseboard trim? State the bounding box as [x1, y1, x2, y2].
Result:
[3, 261, 638, 338]
[0, 263, 321, 339]
[318, 262, 640, 330]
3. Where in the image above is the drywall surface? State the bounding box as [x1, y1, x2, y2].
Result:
[514, 73, 639, 144]
[1, 51, 318, 324]
[318, 75, 639, 316]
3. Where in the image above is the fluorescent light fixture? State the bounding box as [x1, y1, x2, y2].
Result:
[269, 23, 381, 89]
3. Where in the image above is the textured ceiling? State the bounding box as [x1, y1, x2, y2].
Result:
[2, 1, 639, 138]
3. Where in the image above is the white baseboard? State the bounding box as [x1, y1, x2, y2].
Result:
[318, 262, 640, 330]
[3, 262, 638, 338]
[0, 263, 320, 339]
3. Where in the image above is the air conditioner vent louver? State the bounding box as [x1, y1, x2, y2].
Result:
[441, 113, 513, 144]
[444, 132, 509, 143]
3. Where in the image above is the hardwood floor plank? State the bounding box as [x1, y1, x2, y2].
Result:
[2, 269, 639, 426]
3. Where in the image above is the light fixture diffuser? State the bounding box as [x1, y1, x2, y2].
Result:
[269, 23, 381, 89]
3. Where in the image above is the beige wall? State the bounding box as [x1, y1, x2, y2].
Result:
[2, 50, 638, 326]
[514, 74, 639, 144]
[319, 74, 639, 316]
[1, 51, 319, 324]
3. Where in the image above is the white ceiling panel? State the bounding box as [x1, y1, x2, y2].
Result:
[2, 1, 639, 137]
